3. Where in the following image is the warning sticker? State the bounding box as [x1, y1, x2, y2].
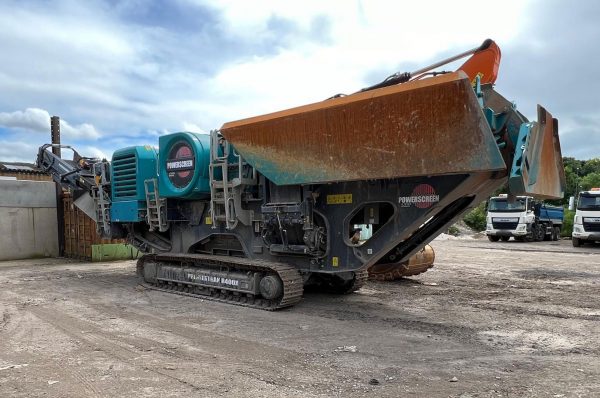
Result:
[327, 194, 353, 205]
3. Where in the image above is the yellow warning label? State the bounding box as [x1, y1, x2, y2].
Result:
[205, 216, 212, 225]
[332, 257, 339, 267]
[326, 193, 352, 205]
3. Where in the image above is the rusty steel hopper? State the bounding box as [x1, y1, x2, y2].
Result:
[368, 244, 436, 281]
[220, 72, 506, 185]
[508, 106, 565, 199]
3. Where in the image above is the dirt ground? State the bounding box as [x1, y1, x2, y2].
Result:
[0, 238, 599, 398]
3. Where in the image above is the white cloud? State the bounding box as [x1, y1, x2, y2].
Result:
[0, 108, 101, 140]
[61, 122, 101, 140]
[195, 0, 530, 124]
[0, 141, 38, 163]
[200, 0, 526, 65]
[182, 122, 206, 134]
[0, 108, 49, 132]
[0, 141, 110, 164]
[82, 146, 110, 161]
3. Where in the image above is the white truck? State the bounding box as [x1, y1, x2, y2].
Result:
[485, 194, 563, 242]
[572, 188, 600, 247]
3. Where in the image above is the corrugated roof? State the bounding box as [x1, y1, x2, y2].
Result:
[0, 161, 47, 174]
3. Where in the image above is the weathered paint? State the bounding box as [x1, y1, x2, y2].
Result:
[509, 106, 565, 199]
[91, 243, 140, 262]
[368, 244, 435, 279]
[63, 192, 129, 260]
[221, 72, 506, 185]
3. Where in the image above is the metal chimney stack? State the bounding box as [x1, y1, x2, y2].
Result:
[50, 116, 61, 158]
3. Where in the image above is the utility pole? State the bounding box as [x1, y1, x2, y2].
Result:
[50, 115, 65, 256]
[50, 116, 61, 158]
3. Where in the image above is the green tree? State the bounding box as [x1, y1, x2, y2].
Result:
[463, 201, 487, 232]
[562, 209, 575, 237]
[582, 158, 600, 175]
[580, 172, 600, 191]
[562, 164, 579, 205]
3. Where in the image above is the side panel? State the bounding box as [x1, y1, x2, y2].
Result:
[111, 146, 158, 222]
[111, 200, 142, 223]
[539, 205, 564, 223]
[169, 171, 504, 273]
[220, 72, 506, 185]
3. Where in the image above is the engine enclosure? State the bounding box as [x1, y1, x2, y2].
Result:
[110, 146, 158, 222]
[158, 132, 211, 199]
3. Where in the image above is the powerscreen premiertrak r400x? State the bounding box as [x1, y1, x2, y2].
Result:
[37, 39, 566, 310]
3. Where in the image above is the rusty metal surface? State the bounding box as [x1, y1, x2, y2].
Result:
[368, 244, 435, 281]
[220, 72, 506, 185]
[510, 106, 566, 199]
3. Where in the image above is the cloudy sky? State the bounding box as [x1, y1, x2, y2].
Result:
[0, 0, 597, 163]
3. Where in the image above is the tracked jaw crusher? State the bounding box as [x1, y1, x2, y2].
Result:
[38, 40, 565, 310]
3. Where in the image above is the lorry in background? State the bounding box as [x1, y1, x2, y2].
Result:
[486, 194, 563, 242]
[572, 188, 600, 246]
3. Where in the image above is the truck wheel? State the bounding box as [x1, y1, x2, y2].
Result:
[500, 236, 510, 242]
[572, 237, 581, 247]
[543, 225, 552, 241]
[534, 224, 545, 242]
[538, 226, 546, 241]
[488, 236, 500, 242]
[525, 233, 534, 242]
[552, 226, 561, 241]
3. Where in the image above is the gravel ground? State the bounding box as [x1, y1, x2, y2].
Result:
[0, 238, 598, 397]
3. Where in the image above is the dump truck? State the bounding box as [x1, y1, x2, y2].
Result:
[485, 194, 563, 242]
[572, 188, 600, 246]
[37, 39, 565, 310]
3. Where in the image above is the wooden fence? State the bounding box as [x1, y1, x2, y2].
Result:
[62, 192, 127, 260]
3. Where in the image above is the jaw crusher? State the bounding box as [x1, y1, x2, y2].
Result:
[38, 39, 565, 310]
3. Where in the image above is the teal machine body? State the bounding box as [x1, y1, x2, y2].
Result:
[158, 132, 211, 199]
[110, 146, 158, 222]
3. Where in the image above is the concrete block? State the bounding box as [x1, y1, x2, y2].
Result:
[0, 180, 58, 260]
[0, 180, 57, 208]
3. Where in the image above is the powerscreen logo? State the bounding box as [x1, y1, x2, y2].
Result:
[166, 141, 195, 188]
[399, 184, 440, 209]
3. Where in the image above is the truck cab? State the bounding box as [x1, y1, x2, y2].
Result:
[486, 195, 563, 242]
[572, 188, 600, 247]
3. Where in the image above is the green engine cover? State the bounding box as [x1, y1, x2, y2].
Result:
[158, 132, 211, 199]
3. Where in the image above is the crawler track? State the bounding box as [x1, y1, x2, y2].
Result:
[137, 253, 303, 310]
[342, 270, 369, 293]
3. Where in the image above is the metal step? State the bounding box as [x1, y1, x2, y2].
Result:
[144, 178, 169, 233]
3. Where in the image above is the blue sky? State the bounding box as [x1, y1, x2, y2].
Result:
[0, 0, 597, 162]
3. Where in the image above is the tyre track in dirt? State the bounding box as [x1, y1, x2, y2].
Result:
[26, 306, 215, 395]
[25, 302, 345, 397]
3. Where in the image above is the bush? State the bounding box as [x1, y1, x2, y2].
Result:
[447, 225, 460, 236]
[463, 202, 487, 232]
[562, 208, 574, 237]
